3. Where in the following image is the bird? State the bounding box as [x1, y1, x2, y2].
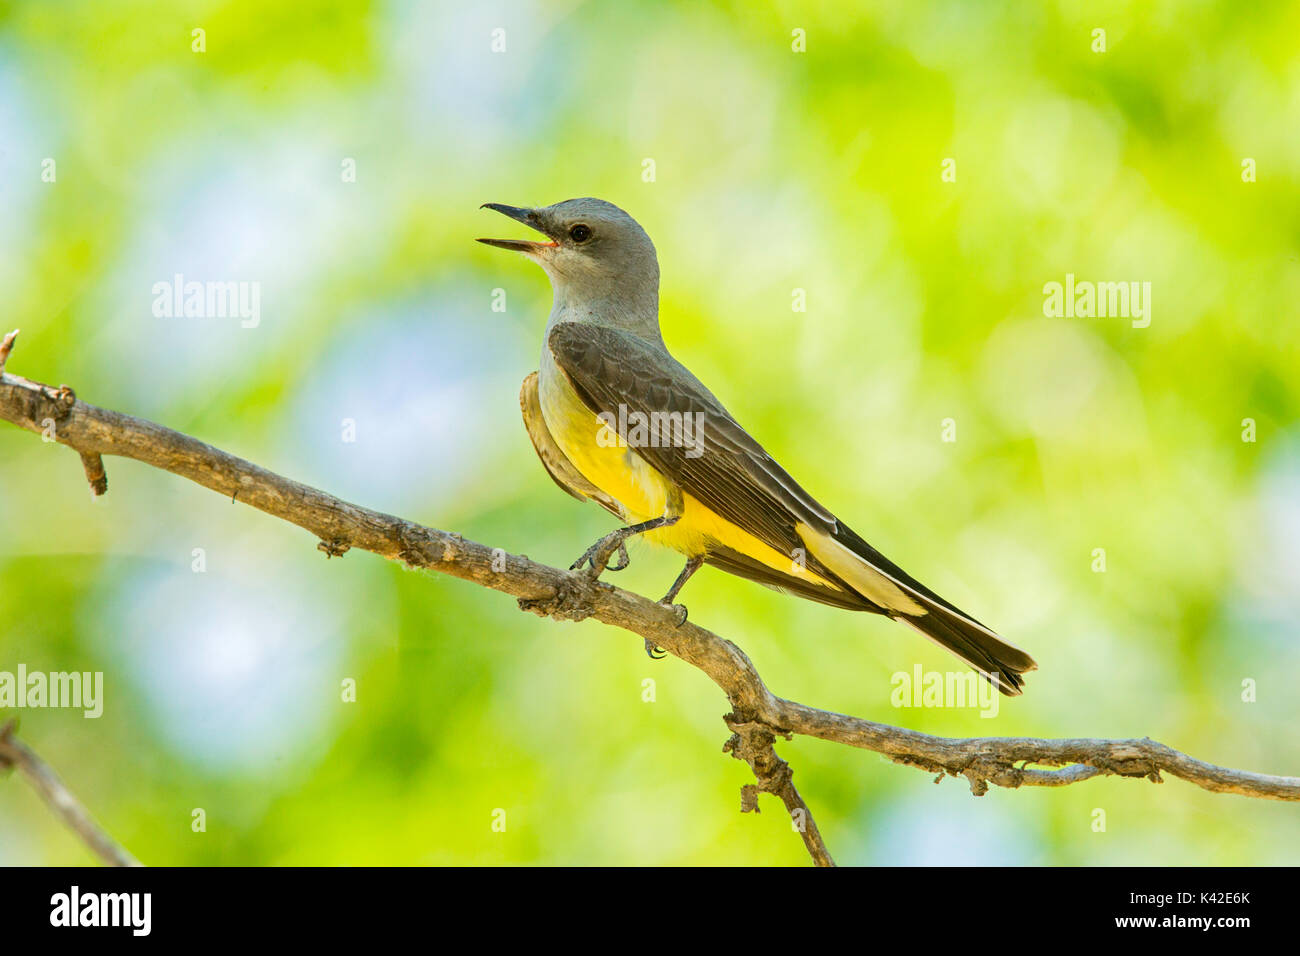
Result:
[478, 198, 1036, 695]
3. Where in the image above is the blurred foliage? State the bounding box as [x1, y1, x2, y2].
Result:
[1, 0, 1298, 865]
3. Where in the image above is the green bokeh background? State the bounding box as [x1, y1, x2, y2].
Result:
[1, 0, 1298, 865]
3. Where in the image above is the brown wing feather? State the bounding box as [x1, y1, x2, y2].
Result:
[547, 324, 839, 577]
[546, 324, 1008, 619]
[704, 545, 882, 612]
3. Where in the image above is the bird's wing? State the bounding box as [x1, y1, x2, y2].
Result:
[547, 324, 830, 555]
[519, 371, 624, 520]
[546, 324, 992, 612]
[528, 366, 865, 610]
[546, 323, 1036, 694]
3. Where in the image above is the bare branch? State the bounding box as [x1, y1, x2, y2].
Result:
[0, 329, 17, 373]
[79, 450, 108, 497]
[3, 341, 1298, 866]
[0, 721, 141, 867]
[725, 715, 835, 866]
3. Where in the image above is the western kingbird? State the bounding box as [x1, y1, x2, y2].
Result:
[479, 198, 1036, 695]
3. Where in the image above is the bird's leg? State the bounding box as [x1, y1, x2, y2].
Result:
[570, 515, 680, 579]
[644, 555, 704, 657]
[661, 555, 703, 606]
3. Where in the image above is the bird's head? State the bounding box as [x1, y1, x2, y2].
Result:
[478, 198, 659, 326]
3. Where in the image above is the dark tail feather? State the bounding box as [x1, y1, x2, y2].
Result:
[819, 525, 1036, 695]
[894, 601, 1037, 697]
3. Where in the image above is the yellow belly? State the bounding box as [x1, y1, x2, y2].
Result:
[538, 359, 827, 583]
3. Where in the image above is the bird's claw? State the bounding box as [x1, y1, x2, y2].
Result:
[659, 601, 688, 627]
[569, 534, 630, 578]
[644, 638, 667, 660]
[607, 541, 630, 571]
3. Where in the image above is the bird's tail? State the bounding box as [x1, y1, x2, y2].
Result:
[797, 522, 1037, 696]
[891, 600, 1036, 697]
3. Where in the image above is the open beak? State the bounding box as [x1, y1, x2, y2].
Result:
[477, 203, 558, 253]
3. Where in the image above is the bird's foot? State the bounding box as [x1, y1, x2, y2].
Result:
[569, 533, 631, 579]
[654, 556, 700, 629]
[641, 596, 688, 659]
[657, 600, 689, 628]
[570, 516, 680, 580]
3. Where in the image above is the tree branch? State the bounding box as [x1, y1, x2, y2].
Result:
[3, 333, 1298, 866]
[0, 720, 141, 867]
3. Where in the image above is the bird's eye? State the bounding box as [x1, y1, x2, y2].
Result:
[568, 224, 592, 243]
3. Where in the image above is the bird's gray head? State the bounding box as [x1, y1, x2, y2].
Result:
[478, 198, 661, 342]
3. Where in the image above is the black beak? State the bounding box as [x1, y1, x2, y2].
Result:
[477, 203, 556, 252]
